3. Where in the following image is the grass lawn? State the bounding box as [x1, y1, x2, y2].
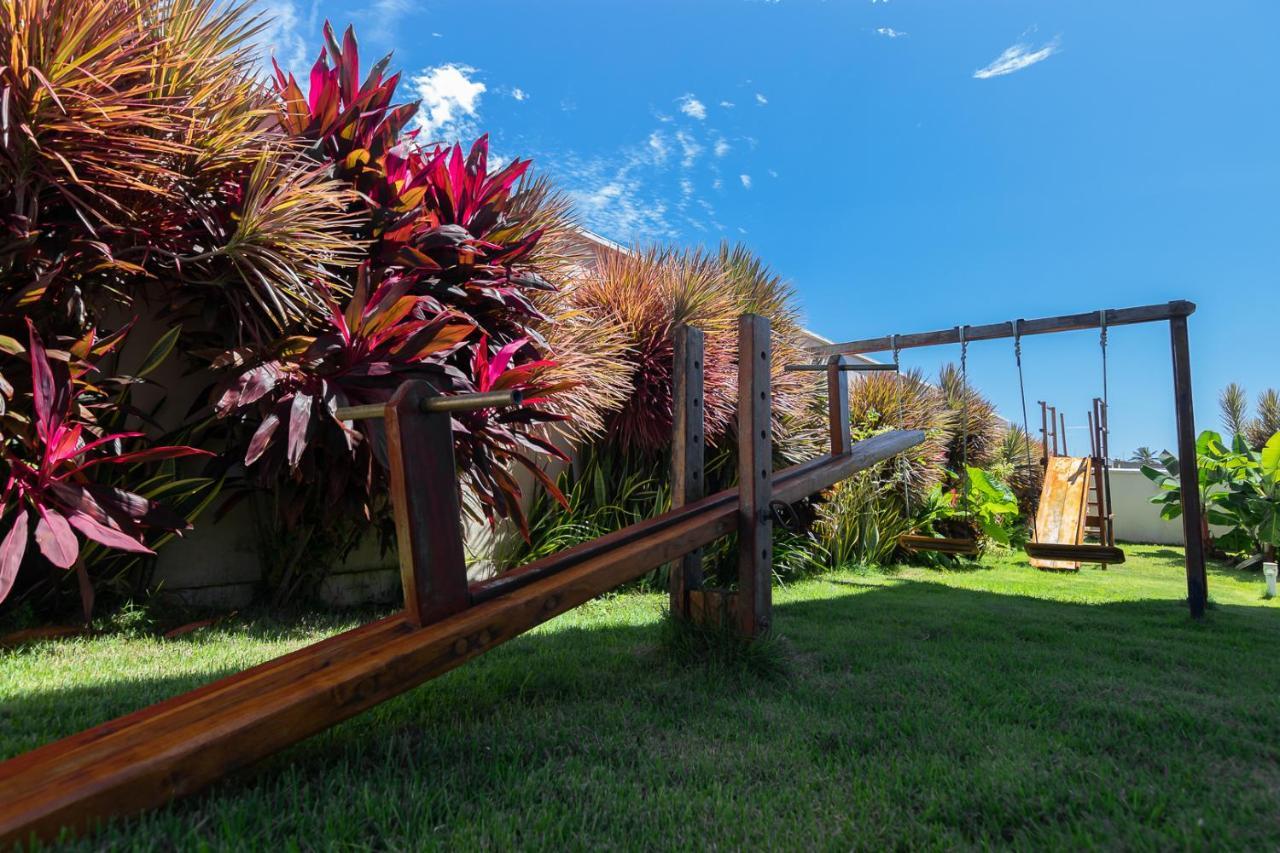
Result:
[3, 544, 1279, 849]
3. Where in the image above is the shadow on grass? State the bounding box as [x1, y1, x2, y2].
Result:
[4, 580, 1279, 847]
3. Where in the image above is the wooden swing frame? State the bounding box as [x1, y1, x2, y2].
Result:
[813, 300, 1206, 615]
[0, 315, 924, 846]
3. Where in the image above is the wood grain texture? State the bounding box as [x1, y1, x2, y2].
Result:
[1031, 456, 1092, 570]
[1170, 315, 1207, 617]
[385, 382, 469, 626]
[669, 325, 705, 618]
[817, 301, 1197, 357]
[827, 355, 851, 457]
[0, 428, 926, 846]
[736, 314, 772, 638]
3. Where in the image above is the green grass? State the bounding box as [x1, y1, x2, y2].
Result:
[3, 545, 1279, 849]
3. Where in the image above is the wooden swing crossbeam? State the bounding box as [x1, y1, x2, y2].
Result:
[0, 316, 924, 846]
[812, 300, 1196, 356]
[815, 299, 1208, 619]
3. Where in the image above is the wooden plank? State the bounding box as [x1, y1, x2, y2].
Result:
[827, 355, 851, 456]
[737, 314, 773, 638]
[385, 382, 469, 626]
[0, 428, 926, 846]
[1170, 315, 1208, 617]
[815, 301, 1197, 357]
[669, 325, 705, 618]
[1031, 456, 1092, 570]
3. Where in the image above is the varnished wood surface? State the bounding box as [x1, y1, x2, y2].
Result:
[0, 429, 927, 846]
[1031, 456, 1092, 570]
[736, 314, 773, 638]
[816, 301, 1196, 357]
[669, 325, 705, 618]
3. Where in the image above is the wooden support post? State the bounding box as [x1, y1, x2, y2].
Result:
[1170, 315, 1208, 618]
[737, 314, 773, 638]
[670, 325, 705, 619]
[1059, 411, 1069, 456]
[385, 381, 469, 627]
[827, 354, 851, 456]
[1039, 401, 1050, 464]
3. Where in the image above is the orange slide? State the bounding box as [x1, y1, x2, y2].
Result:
[1030, 456, 1092, 570]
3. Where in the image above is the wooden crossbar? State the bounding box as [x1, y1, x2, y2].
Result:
[0, 430, 924, 846]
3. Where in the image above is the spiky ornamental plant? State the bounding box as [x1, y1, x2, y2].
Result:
[718, 242, 825, 464]
[938, 362, 1002, 471]
[213, 23, 573, 541]
[0, 0, 353, 613]
[993, 424, 1043, 520]
[0, 322, 211, 612]
[568, 246, 740, 454]
[1248, 389, 1280, 451]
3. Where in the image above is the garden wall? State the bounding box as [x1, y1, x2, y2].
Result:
[1108, 467, 1229, 546]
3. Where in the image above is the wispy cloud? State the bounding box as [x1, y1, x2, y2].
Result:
[257, 0, 308, 74]
[675, 130, 703, 168]
[509, 87, 529, 101]
[677, 93, 708, 120]
[739, 174, 752, 189]
[755, 93, 768, 106]
[875, 27, 906, 38]
[714, 138, 731, 157]
[720, 100, 736, 109]
[973, 36, 1061, 79]
[412, 63, 486, 142]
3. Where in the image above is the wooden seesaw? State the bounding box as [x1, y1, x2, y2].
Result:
[0, 314, 924, 846]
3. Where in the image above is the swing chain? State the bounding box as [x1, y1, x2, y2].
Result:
[1013, 319, 1034, 471]
[892, 334, 910, 516]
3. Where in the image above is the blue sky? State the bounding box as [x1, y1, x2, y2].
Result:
[261, 0, 1280, 458]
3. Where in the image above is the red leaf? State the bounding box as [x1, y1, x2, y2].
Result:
[34, 507, 78, 569]
[245, 413, 281, 465]
[0, 508, 29, 604]
[71, 444, 213, 477]
[287, 392, 313, 469]
[26, 319, 60, 443]
[66, 510, 153, 555]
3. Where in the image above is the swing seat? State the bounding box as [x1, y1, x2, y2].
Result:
[898, 534, 980, 557]
[1023, 542, 1125, 565]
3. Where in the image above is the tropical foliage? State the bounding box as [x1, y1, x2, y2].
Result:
[1219, 383, 1280, 450]
[1144, 429, 1280, 561]
[0, 0, 577, 614]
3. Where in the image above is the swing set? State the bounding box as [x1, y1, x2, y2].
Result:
[814, 300, 1207, 605]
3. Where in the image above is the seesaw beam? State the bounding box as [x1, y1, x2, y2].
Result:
[0, 429, 923, 845]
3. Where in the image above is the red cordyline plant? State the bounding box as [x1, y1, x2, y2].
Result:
[0, 322, 210, 606]
[215, 23, 571, 532]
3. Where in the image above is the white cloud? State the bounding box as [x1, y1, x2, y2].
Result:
[739, 174, 752, 189]
[714, 138, 731, 157]
[680, 178, 694, 197]
[876, 27, 906, 38]
[412, 63, 486, 142]
[677, 93, 708, 120]
[257, 1, 308, 75]
[973, 36, 1061, 79]
[675, 130, 703, 168]
[720, 100, 736, 109]
[712, 178, 723, 190]
[768, 169, 779, 178]
[648, 131, 670, 162]
[755, 93, 768, 105]
[510, 87, 529, 101]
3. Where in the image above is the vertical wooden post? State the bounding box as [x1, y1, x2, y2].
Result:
[385, 381, 470, 627]
[737, 314, 773, 638]
[1170, 315, 1208, 618]
[669, 325, 705, 619]
[827, 354, 851, 456]
[1059, 411, 1069, 456]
